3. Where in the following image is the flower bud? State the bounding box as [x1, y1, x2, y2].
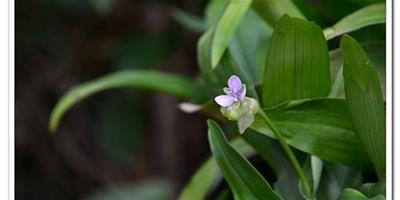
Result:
[220, 97, 260, 133]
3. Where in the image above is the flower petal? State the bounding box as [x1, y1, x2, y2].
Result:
[215, 95, 235, 107]
[239, 84, 246, 101]
[228, 75, 242, 91]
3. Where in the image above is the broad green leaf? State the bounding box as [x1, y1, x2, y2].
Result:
[170, 7, 205, 32]
[329, 42, 386, 98]
[178, 137, 254, 200]
[251, 98, 371, 168]
[252, 0, 305, 26]
[242, 130, 304, 200]
[341, 35, 385, 179]
[324, 3, 385, 40]
[211, 0, 252, 68]
[207, 120, 282, 200]
[262, 15, 331, 108]
[49, 70, 212, 132]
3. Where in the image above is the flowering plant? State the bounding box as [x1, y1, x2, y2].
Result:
[49, 1, 386, 199]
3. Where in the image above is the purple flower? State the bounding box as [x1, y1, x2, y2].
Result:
[214, 75, 246, 107]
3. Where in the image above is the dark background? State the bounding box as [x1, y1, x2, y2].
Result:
[15, 0, 384, 199]
[16, 0, 208, 199]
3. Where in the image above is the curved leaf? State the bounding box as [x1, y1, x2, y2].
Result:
[242, 130, 304, 200]
[324, 3, 385, 40]
[337, 188, 370, 200]
[262, 14, 331, 108]
[251, 98, 371, 168]
[207, 120, 282, 200]
[211, 0, 252, 68]
[49, 70, 212, 132]
[178, 137, 254, 200]
[170, 7, 205, 32]
[341, 35, 385, 179]
[337, 188, 385, 200]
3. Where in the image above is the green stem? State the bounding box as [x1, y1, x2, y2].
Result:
[258, 110, 313, 199]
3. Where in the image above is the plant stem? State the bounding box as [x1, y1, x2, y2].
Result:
[258, 110, 313, 199]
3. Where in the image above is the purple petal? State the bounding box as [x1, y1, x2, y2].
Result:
[228, 75, 242, 91]
[239, 85, 246, 101]
[215, 95, 235, 107]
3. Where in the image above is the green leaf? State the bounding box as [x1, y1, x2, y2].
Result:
[251, 0, 305, 26]
[316, 162, 362, 200]
[251, 98, 371, 168]
[49, 70, 212, 132]
[360, 181, 386, 198]
[329, 42, 386, 98]
[337, 188, 370, 200]
[170, 7, 205, 32]
[211, 0, 252, 68]
[324, 3, 386, 40]
[304, 156, 323, 193]
[228, 10, 273, 86]
[341, 35, 385, 179]
[242, 130, 304, 200]
[207, 120, 282, 200]
[197, 29, 219, 84]
[205, 0, 229, 28]
[262, 15, 331, 108]
[337, 188, 385, 200]
[178, 137, 254, 200]
[199, 9, 273, 90]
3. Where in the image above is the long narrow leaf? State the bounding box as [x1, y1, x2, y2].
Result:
[262, 14, 331, 108]
[211, 0, 252, 68]
[242, 130, 304, 199]
[251, 98, 371, 168]
[178, 138, 254, 200]
[329, 42, 386, 98]
[207, 120, 282, 200]
[49, 70, 212, 132]
[341, 35, 385, 179]
[170, 7, 205, 32]
[324, 3, 385, 40]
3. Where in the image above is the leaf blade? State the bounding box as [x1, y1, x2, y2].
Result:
[324, 3, 386, 40]
[211, 0, 253, 68]
[262, 15, 331, 108]
[49, 70, 212, 132]
[341, 35, 386, 179]
[178, 137, 254, 200]
[207, 120, 282, 200]
[251, 98, 371, 168]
